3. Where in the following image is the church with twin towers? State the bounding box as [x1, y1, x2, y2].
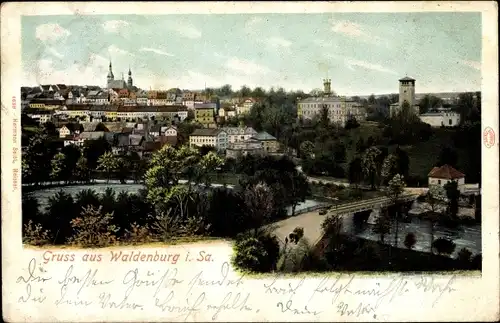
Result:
[106, 61, 134, 90]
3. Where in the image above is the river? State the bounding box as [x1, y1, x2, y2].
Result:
[26, 183, 326, 217]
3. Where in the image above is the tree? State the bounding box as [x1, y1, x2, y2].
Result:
[404, 232, 416, 250]
[387, 174, 406, 248]
[444, 181, 460, 218]
[238, 85, 252, 98]
[97, 152, 120, 183]
[457, 92, 476, 124]
[50, 152, 66, 183]
[244, 182, 275, 234]
[355, 138, 366, 153]
[418, 95, 443, 114]
[319, 104, 330, 128]
[437, 146, 458, 168]
[457, 248, 472, 267]
[333, 142, 347, 163]
[373, 210, 391, 243]
[380, 154, 398, 186]
[368, 94, 376, 105]
[432, 238, 456, 256]
[60, 144, 82, 183]
[43, 190, 77, 244]
[424, 185, 446, 252]
[299, 140, 315, 158]
[348, 157, 363, 188]
[394, 147, 410, 179]
[321, 214, 343, 247]
[283, 171, 310, 217]
[74, 156, 91, 183]
[362, 146, 382, 189]
[67, 205, 119, 247]
[232, 233, 280, 273]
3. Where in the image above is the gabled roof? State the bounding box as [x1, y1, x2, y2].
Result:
[191, 128, 225, 136]
[251, 131, 276, 141]
[428, 164, 465, 179]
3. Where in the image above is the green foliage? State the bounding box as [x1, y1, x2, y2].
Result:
[23, 220, 52, 246]
[456, 248, 472, 264]
[444, 181, 460, 218]
[348, 157, 363, 187]
[372, 211, 391, 243]
[432, 237, 456, 256]
[404, 232, 416, 249]
[232, 233, 280, 273]
[381, 154, 398, 185]
[67, 205, 119, 247]
[288, 227, 304, 244]
[97, 151, 120, 182]
[362, 146, 382, 189]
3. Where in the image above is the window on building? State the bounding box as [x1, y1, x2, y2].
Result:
[438, 180, 441, 185]
[449, 119, 452, 125]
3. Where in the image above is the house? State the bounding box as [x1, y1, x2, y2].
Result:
[419, 110, 461, 127]
[428, 164, 466, 190]
[218, 105, 237, 118]
[162, 125, 177, 137]
[26, 110, 53, 124]
[189, 128, 228, 152]
[251, 131, 280, 153]
[58, 125, 72, 138]
[226, 138, 264, 159]
[222, 126, 258, 143]
[194, 103, 217, 128]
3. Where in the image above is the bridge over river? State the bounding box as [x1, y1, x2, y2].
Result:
[272, 192, 420, 248]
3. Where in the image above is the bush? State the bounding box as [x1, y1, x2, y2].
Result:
[232, 233, 280, 273]
[288, 227, 304, 244]
[67, 205, 119, 247]
[432, 237, 456, 256]
[124, 222, 153, 245]
[277, 237, 327, 272]
[456, 248, 472, 264]
[471, 253, 482, 270]
[23, 220, 52, 246]
[404, 232, 417, 250]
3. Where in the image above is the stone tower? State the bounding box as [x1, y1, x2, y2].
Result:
[323, 78, 332, 96]
[107, 61, 114, 87]
[398, 76, 416, 107]
[127, 66, 133, 88]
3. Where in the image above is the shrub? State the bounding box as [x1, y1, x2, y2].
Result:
[456, 248, 473, 265]
[67, 205, 119, 248]
[278, 237, 327, 272]
[124, 222, 153, 245]
[432, 237, 456, 256]
[23, 220, 52, 246]
[151, 209, 183, 241]
[289, 227, 304, 244]
[232, 233, 280, 273]
[404, 232, 417, 250]
[471, 253, 482, 270]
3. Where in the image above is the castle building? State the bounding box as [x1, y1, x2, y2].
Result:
[297, 78, 366, 124]
[107, 61, 133, 90]
[390, 76, 420, 116]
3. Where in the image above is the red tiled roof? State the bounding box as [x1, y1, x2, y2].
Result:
[428, 164, 465, 179]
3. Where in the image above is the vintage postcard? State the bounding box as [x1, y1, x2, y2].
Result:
[1, 1, 499, 321]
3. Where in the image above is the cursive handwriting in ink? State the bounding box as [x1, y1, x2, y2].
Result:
[264, 276, 305, 297]
[154, 291, 204, 321]
[337, 301, 376, 317]
[207, 292, 254, 320]
[16, 258, 52, 285]
[308, 274, 354, 305]
[123, 268, 183, 298]
[373, 275, 410, 310]
[277, 300, 322, 316]
[414, 275, 457, 307]
[18, 284, 47, 304]
[186, 262, 244, 296]
[58, 265, 114, 296]
[98, 292, 144, 311]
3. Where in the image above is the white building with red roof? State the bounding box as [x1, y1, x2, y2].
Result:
[428, 164, 465, 189]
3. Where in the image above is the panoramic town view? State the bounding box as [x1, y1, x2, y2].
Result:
[21, 13, 481, 272]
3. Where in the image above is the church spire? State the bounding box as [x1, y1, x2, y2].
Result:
[127, 65, 133, 88]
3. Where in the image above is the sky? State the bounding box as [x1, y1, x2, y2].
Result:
[21, 13, 481, 95]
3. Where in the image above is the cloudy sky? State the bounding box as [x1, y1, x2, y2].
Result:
[22, 13, 481, 95]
